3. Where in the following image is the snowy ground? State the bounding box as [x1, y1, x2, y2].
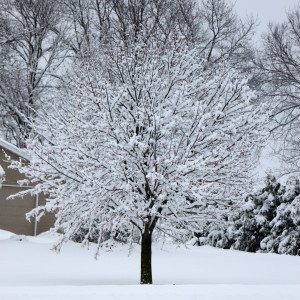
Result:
[0, 230, 300, 300]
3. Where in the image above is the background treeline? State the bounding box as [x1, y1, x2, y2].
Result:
[0, 0, 256, 146]
[2, 0, 300, 173]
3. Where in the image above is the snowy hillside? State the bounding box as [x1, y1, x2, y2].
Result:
[0, 230, 300, 300]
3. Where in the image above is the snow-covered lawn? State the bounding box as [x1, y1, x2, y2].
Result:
[0, 230, 299, 300]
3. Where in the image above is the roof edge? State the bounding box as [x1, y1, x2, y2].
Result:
[0, 139, 31, 161]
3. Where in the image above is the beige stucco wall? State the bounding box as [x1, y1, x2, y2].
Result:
[35, 195, 56, 235]
[0, 186, 35, 235]
[0, 147, 55, 235]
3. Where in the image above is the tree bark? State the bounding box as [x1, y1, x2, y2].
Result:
[140, 230, 152, 284]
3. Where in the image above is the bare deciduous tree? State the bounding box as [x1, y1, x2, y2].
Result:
[199, 0, 255, 66]
[0, 0, 65, 146]
[259, 7, 300, 175]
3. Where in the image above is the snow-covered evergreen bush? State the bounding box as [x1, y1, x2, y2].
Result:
[260, 178, 300, 255]
[233, 175, 283, 252]
[201, 175, 300, 256]
[194, 220, 235, 249]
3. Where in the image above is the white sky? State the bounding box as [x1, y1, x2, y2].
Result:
[235, 0, 300, 34]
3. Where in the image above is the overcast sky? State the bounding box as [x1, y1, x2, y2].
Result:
[235, 0, 300, 34]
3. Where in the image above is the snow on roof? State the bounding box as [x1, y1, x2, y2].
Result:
[0, 138, 31, 161]
[0, 164, 4, 187]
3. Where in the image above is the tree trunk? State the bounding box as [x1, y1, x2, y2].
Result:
[140, 231, 152, 284]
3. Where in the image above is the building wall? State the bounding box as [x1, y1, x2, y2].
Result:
[35, 194, 56, 235]
[0, 147, 54, 235]
[0, 186, 35, 235]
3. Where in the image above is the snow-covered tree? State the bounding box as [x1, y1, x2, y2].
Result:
[12, 40, 266, 284]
